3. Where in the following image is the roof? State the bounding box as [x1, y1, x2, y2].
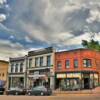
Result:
[9, 56, 27, 62]
[0, 60, 8, 63]
[28, 47, 55, 56]
[56, 48, 100, 54]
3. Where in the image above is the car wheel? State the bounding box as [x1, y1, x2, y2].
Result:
[15, 92, 18, 95]
[40, 92, 44, 96]
[28, 92, 31, 96]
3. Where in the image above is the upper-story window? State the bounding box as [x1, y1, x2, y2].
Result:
[11, 64, 14, 73]
[74, 59, 78, 68]
[15, 63, 18, 73]
[35, 57, 39, 67]
[83, 59, 92, 67]
[20, 63, 23, 72]
[29, 58, 32, 68]
[57, 61, 62, 69]
[65, 60, 70, 68]
[47, 55, 51, 66]
[40, 57, 43, 66]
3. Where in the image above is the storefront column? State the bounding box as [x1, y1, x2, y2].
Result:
[10, 77, 12, 87]
[50, 76, 55, 90]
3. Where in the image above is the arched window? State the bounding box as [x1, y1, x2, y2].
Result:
[15, 64, 18, 73]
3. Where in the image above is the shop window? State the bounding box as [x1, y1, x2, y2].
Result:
[57, 61, 62, 69]
[47, 55, 51, 66]
[40, 56, 43, 66]
[74, 59, 78, 68]
[29, 58, 32, 68]
[65, 60, 70, 68]
[83, 59, 91, 67]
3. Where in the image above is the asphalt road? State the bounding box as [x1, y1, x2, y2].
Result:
[0, 95, 100, 100]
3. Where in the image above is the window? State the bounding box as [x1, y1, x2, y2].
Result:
[20, 63, 23, 72]
[2, 73, 4, 77]
[74, 59, 78, 68]
[11, 64, 14, 73]
[29, 58, 32, 68]
[65, 60, 70, 68]
[57, 61, 62, 69]
[47, 55, 51, 66]
[40, 57, 43, 66]
[15, 64, 18, 73]
[83, 59, 91, 67]
[35, 57, 39, 67]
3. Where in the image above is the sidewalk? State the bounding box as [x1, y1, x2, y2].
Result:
[53, 87, 100, 96]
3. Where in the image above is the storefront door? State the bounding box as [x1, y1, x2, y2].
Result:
[84, 78, 90, 89]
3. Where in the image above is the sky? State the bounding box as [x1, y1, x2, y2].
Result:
[0, 0, 100, 60]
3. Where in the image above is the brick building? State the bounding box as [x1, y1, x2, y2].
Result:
[55, 48, 100, 90]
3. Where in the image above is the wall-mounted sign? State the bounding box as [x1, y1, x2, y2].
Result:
[57, 74, 66, 78]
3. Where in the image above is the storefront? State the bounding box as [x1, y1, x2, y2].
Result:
[27, 69, 51, 88]
[8, 75, 25, 88]
[55, 71, 99, 90]
[28, 74, 49, 88]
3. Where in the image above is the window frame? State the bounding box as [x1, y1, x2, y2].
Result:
[74, 59, 78, 68]
[83, 59, 92, 68]
[47, 55, 51, 66]
[65, 60, 70, 68]
[57, 61, 62, 70]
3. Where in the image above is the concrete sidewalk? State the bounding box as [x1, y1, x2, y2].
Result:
[53, 87, 100, 96]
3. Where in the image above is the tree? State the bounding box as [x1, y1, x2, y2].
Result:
[82, 39, 100, 51]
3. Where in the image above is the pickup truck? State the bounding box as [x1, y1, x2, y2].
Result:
[0, 87, 5, 95]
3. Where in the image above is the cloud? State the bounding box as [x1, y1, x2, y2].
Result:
[0, 39, 27, 60]
[0, 14, 6, 22]
[1, 0, 100, 60]
[0, 0, 6, 4]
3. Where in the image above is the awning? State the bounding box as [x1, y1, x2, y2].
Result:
[28, 74, 46, 79]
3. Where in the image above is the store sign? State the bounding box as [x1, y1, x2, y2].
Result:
[94, 74, 98, 78]
[57, 74, 66, 78]
[67, 73, 81, 78]
[34, 71, 39, 75]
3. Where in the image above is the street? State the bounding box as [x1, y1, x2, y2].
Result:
[0, 94, 100, 100]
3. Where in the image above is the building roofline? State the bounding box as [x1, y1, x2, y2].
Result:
[9, 55, 27, 61]
[0, 60, 8, 63]
[56, 48, 100, 54]
[28, 47, 55, 56]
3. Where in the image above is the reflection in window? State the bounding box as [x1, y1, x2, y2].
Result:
[57, 61, 62, 69]
[11, 64, 14, 73]
[83, 59, 91, 67]
[74, 59, 78, 68]
[29, 58, 32, 68]
[20, 63, 23, 72]
[35, 57, 39, 67]
[47, 55, 51, 66]
[15, 64, 18, 73]
[65, 60, 70, 68]
[40, 57, 43, 66]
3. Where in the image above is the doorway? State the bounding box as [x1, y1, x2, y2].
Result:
[84, 78, 90, 89]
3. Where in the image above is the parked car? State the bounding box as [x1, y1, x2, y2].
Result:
[0, 86, 5, 95]
[62, 84, 80, 91]
[6, 87, 26, 95]
[26, 86, 52, 96]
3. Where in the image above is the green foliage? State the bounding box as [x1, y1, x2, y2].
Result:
[82, 39, 100, 51]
